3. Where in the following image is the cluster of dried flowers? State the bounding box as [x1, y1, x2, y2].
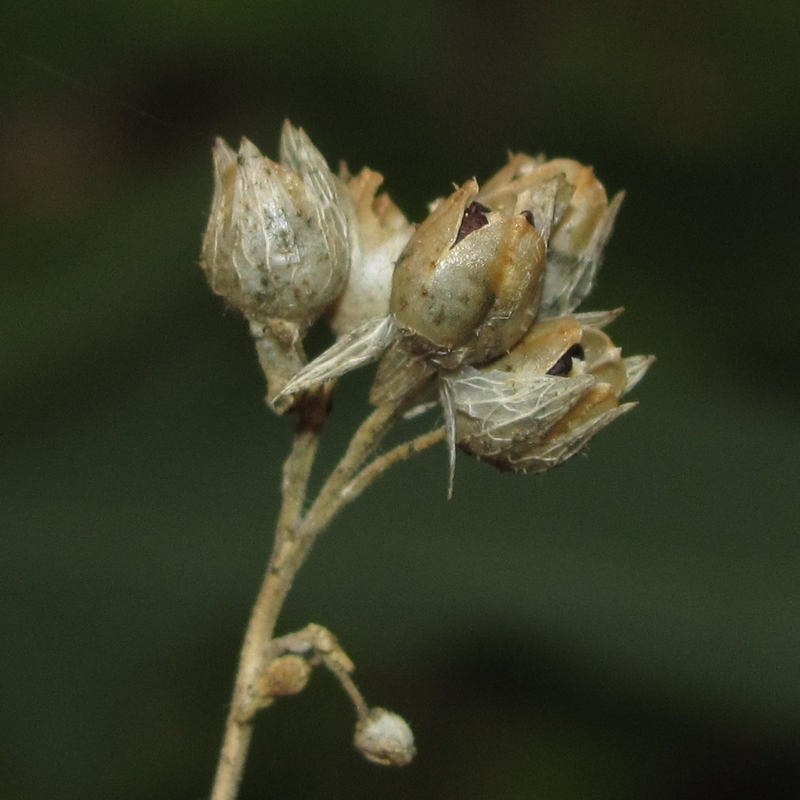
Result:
[201, 121, 652, 482]
[201, 124, 654, 791]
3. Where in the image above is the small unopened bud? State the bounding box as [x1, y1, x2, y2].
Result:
[391, 179, 546, 369]
[354, 707, 416, 767]
[200, 122, 352, 330]
[258, 654, 312, 701]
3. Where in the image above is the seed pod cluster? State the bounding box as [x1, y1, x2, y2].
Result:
[203, 126, 653, 473]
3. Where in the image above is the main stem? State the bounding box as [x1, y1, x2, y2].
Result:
[209, 411, 320, 800]
[208, 554, 292, 800]
[209, 400, 403, 800]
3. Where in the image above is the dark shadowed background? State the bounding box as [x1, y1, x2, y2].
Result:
[2, 2, 799, 798]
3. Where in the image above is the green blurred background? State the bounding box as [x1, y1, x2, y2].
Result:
[2, 1, 799, 798]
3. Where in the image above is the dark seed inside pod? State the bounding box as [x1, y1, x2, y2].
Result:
[453, 201, 491, 245]
[547, 343, 585, 376]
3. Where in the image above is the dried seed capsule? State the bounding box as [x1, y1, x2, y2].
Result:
[200, 122, 352, 331]
[445, 313, 653, 473]
[390, 179, 547, 369]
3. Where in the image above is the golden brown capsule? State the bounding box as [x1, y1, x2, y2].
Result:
[444, 312, 654, 473]
[390, 179, 547, 368]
